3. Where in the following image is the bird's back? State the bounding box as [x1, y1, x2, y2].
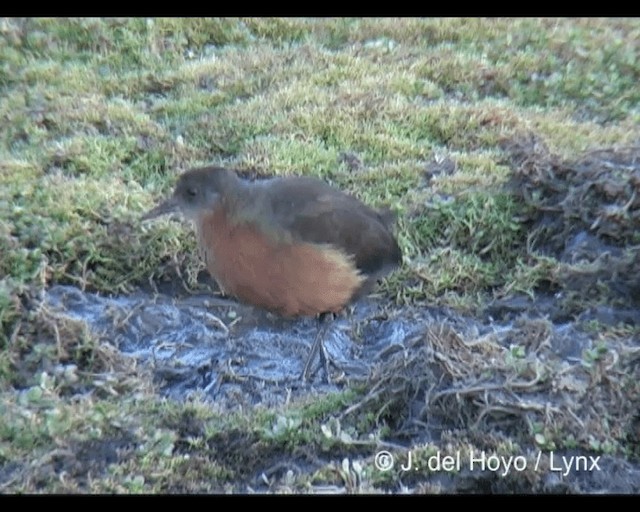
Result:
[257, 176, 402, 277]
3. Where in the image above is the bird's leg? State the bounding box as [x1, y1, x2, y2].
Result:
[301, 312, 333, 382]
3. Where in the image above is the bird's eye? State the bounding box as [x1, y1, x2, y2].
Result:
[186, 187, 198, 198]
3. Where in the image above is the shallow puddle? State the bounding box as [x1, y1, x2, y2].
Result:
[42, 284, 640, 492]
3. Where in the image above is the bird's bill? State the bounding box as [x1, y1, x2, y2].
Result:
[141, 197, 180, 221]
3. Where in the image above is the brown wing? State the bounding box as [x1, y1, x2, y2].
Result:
[267, 177, 402, 276]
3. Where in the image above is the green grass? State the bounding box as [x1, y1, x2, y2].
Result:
[1, 17, 639, 493]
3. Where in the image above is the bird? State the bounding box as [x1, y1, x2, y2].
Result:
[142, 166, 402, 381]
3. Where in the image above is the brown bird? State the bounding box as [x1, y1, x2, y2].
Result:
[142, 166, 402, 380]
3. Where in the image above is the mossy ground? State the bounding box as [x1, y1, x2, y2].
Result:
[1, 18, 639, 493]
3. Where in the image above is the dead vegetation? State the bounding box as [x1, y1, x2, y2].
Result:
[504, 136, 640, 309]
[338, 315, 640, 492]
